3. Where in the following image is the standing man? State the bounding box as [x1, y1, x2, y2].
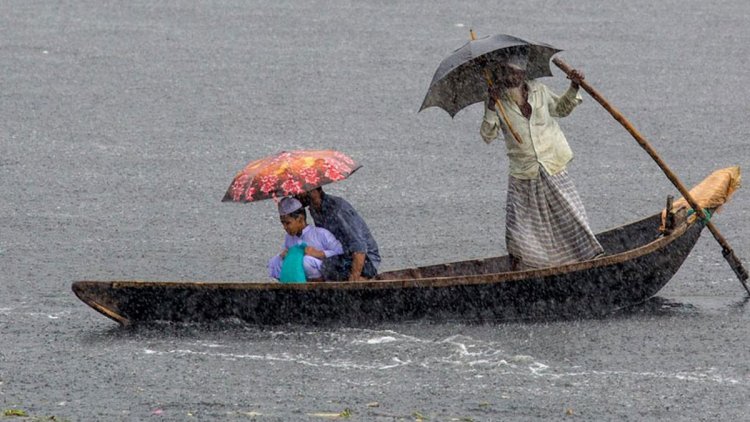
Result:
[480, 53, 604, 270]
[295, 187, 380, 281]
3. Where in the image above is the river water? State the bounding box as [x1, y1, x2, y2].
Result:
[2, 0, 750, 420]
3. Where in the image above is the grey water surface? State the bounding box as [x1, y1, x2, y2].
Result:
[2, 0, 750, 420]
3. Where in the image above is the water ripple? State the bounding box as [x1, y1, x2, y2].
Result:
[134, 328, 744, 386]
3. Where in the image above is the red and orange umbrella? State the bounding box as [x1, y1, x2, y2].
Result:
[222, 150, 361, 202]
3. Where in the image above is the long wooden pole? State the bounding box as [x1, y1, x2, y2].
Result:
[552, 57, 750, 293]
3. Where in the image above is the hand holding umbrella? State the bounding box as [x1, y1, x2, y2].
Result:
[471, 30, 523, 144]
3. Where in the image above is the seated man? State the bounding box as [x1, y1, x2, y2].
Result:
[268, 197, 343, 281]
[295, 187, 380, 281]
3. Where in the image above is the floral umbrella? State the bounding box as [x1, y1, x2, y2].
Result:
[222, 150, 361, 202]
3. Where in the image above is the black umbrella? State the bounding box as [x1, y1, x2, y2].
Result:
[419, 33, 562, 118]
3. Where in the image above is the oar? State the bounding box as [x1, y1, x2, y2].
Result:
[552, 57, 750, 294]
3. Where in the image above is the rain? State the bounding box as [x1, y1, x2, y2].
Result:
[2, 0, 750, 420]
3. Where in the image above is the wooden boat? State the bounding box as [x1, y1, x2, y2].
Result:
[72, 202, 709, 326]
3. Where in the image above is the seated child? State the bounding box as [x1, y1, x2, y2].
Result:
[267, 197, 343, 281]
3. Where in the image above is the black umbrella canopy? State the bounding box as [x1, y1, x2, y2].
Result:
[419, 34, 562, 117]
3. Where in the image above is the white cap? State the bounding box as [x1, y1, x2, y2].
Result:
[278, 197, 303, 215]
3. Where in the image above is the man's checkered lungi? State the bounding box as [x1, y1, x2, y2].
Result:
[506, 168, 604, 269]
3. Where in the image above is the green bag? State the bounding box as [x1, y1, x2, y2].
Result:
[279, 243, 307, 283]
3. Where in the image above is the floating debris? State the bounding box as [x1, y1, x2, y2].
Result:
[237, 411, 263, 417]
[308, 408, 352, 419]
[4, 409, 29, 417]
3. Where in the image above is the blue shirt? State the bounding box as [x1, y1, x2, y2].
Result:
[309, 194, 381, 269]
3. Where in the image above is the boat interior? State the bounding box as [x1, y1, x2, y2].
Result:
[376, 212, 668, 281]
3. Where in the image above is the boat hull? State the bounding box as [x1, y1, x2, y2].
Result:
[72, 213, 705, 326]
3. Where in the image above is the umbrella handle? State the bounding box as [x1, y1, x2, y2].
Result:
[470, 29, 523, 145]
[496, 100, 522, 144]
[485, 74, 524, 145]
